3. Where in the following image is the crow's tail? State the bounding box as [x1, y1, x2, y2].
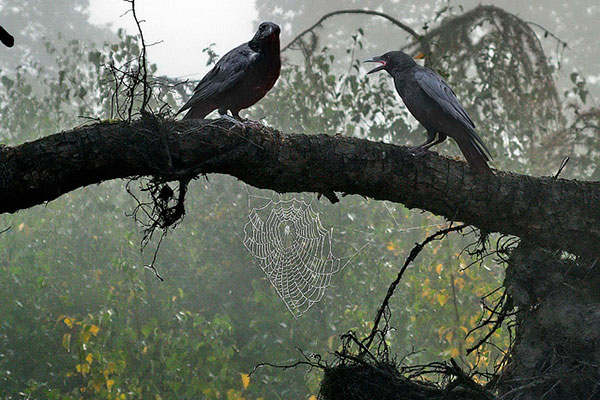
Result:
[455, 133, 492, 174]
[181, 107, 211, 120]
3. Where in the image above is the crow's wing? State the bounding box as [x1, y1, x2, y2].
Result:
[179, 44, 258, 113]
[414, 68, 475, 130]
[414, 68, 491, 158]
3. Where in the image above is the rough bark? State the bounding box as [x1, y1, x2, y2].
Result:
[1, 117, 599, 259]
[500, 243, 600, 399]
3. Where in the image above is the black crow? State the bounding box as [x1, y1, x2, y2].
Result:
[178, 22, 281, 120]
[365, 51, 492, 174]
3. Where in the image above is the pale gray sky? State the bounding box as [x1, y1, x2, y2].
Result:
[88, 0, 258, 79]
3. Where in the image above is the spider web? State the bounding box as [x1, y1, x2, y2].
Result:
[243, 198, 342, 317]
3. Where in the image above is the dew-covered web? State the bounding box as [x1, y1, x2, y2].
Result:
[243, 198, 343, 318]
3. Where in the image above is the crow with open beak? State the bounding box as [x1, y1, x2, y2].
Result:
[177, 22, 281, 120]
[365, 51, 492, 174]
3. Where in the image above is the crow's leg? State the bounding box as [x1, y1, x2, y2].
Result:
[234, 110, 265, 130]
[421, 133, 447, 150]
[413, 130, 437, 149]
[231, 111, 244, 122]
[409, 130, 437, 155]
[219, 109, 246, 131]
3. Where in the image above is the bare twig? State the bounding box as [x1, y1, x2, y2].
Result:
[127, 0, 150, 112]
[144, 229, 166, 281]
[466, 293, 514, 355]
[526, 20, 569, 49]
[362, 223, 467, 351]
[282, 9, 422, 53]
[249, 348, 325, 376]
[554, 156, 569, 179]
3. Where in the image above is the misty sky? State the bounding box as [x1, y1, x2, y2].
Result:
[87, 0, 599, 98]
[88, 0, 258, 79]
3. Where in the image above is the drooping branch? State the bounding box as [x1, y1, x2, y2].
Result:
[2, 117, 599, 259]
[281, 9, 422, 52]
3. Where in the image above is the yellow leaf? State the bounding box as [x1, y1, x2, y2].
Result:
[108, 361, 117, 373]
[450, 347, 460, 358]
[64, 317, 73, 328]
[445, 331, 453, 343]
[241, 373, 250, 389]
[81, 329, 91, 343]
[327, 335, 335, 350]
[92, 378, 102, 392]
[470, 315, 479, 327]
[309, 396, 318, 400]
[466, 336, 475, 345]
[437, 294, 448, 306]
[435, 263, 443, 275]
[62, 333, 71, 352]
[226, 388, 238, 400]
[437, 326, 446, 340]
[454, 277, 466, 290]
[76, 363, 90, 375]
[89, 324, 100, 336]
[85, 353, 93, 364]
[107, 379, 115, 392]
[386, 242, 396, 251]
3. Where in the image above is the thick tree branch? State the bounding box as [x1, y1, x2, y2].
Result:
[1, 117, 599, 259]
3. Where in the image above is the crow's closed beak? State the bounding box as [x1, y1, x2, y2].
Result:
[364, 57, 387, 74]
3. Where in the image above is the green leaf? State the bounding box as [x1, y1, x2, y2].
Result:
[1, 76, 14, 90]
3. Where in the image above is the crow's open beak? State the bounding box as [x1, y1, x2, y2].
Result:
[364, 57, 387, 74]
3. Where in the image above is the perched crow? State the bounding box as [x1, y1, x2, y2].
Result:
[178, 22, 281, 120]
[365, 51, 492, 174]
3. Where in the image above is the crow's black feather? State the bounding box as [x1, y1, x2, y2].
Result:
[178, 22, 281, 120]
[365, 51, 492, 174]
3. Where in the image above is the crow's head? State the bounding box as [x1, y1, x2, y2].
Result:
[364, 51, 417, 75]
[251, 22, 281, 50]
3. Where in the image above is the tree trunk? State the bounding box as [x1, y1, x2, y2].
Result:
[499, 242, 600, 399]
